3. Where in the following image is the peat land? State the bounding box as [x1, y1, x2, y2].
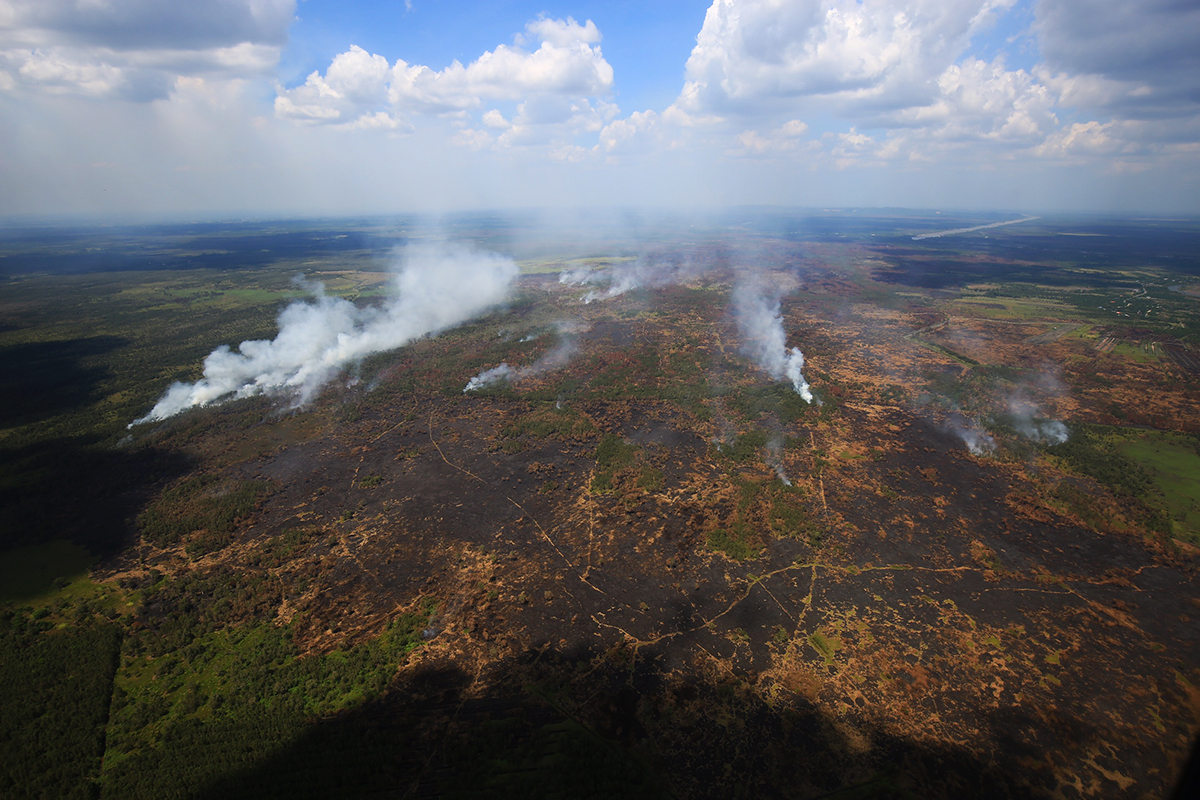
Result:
[2, 211, 1199, 799]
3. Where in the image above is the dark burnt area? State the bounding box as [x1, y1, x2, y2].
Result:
[150, 386, 1200, 799]
[113, 265, 1200, 798]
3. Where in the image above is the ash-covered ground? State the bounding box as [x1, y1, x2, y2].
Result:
[112, 261, 1200, 799]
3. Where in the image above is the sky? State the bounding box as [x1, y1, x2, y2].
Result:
[1, 0, 1198, 218]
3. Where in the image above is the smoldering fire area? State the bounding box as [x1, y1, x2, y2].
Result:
[6, 215, 1199, 800]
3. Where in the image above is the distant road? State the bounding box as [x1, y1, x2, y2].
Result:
[912, 215, 1039, 240]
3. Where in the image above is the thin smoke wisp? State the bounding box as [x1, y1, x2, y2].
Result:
[732, 283, 813, 403]
[133, 243, 518, 425]
[765, 435, 791, 485]
[559, 253, 699, 304]
[1007, 394, 1069, 444]
[463, 363, 515, 392]
[946, 412, 996, 455]
[464, 324, 579, 392]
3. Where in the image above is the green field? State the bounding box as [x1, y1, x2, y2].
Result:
[1120, 432, 1200, 543]
[951, 294, 1084, 320]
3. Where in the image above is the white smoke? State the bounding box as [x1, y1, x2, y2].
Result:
[463, 324, 579, 392]
[583, 271, 641, 304]
[132, 243, 518, 425]
[559, 267, 603, 286]
[464, 363, 515, 392]
[946, 413, 996, 455]
[562, 254, 699, 304]
[732, 283, 814, 403]
[1008, 397, 1069, 444]
[560, 266, 623, 304]
[766, 436, 791, 485]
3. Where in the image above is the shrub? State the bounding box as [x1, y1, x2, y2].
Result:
[707, 527, 755, 560]
[590, 434, 640, 494]
[138, 476, 274, 549]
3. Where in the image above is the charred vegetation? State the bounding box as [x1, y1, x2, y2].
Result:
[2, 215, 1198, 798]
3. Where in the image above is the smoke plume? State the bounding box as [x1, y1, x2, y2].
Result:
[765, 436, 792, 485]
[559, 267, 604, 286]
[1008, 397, 1069, 444]
[732, 283, 814, 402]
[560, 253, 699, 304]
[464, 363, 515, 392]
[945, 412, 996, 455]
[133, 243, 518, 425]
[463, 323, 579, 392]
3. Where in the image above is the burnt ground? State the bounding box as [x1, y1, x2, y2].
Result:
[114, 269, 1200, 799]
[126, 392, 1199, 799]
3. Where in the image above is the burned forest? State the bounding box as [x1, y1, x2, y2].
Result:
[2, 212, 1199, 799]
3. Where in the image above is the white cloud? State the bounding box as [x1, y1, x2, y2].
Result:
[482, 109, 510, 129]
[0, 0, 294, 99]
[1030, 0, 1200, 159]
[599, 110, 662, 154]
[0, 0, 1198, 216]
[451, 127, 493, 150]
[342, 110, 406, 132]
[273, 44, 390, 124]
[522, 17, 602, 48]
[887, 58, 1057, 145]
[730, 119, 810, 157]
[12, 47, 125, 95]
[677, 0, 1016, 117]
[664, 0, 1200, 171]
[1036, 120, 1124, 158]
[274, 16, 614, 157]
[829, 127, 878, 167]
[666, 0, 1078, 165]
[387, 21, 612, 113]
[549, 144, 591, 163]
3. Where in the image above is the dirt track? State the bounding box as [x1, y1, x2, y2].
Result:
[126, 267, 1200, 798]
[190, 388, 1198, 799]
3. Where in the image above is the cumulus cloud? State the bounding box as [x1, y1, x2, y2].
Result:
[729, 119, 811, 157]
[0, 0, 293, 99]
[1035, 0, 1200, 118]
[659, 0, 1200, 168]
[274, 44, 392, 124]
[840, 57, 1059, 164]
[597, 109, 687, 157]
[2, 0, 1198, 214]
[676, 0, 1015, 117]
[275, 16, 613, 145]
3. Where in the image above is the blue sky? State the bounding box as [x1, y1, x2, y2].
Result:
[283, 1, 712, 111]
[0, 0, 1197, 217]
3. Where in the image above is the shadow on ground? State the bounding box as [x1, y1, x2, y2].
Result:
[187, 643, 1030, 800]
[0, 336, 124, 426]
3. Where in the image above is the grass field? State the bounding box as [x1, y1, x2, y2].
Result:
[1109, 341, 1161, 364]
[1120, 432, 1200, 543]
[951, 294, 1084, 320]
